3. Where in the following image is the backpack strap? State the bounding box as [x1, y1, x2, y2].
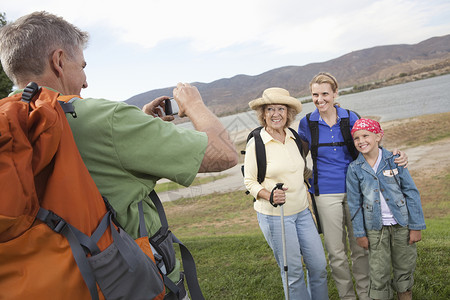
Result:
[36, 207, 113, 300]
[37, 204, 151, 300]
[289, 126, 323, 233]
[287, 127, 305, 160]
[241, 127, 264, 197]
[149, 191, 205, 300]
[340, 109, 360, 160]
[137, 201, 186, 300]
[247, 126, 266, 184]
[306, 113, 320, 196]
[58, 101, 78, 118]
[36, 208, 100, 300]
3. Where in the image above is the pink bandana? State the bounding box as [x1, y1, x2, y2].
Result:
[351, 118, 384, 137]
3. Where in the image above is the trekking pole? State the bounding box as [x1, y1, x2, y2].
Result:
[274, 183, 289, 300]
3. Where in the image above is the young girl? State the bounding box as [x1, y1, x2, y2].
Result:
[346, 118, 426, 300]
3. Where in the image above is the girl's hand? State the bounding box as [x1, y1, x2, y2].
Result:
[409, 230, 422, 244]
[356, 237, 369, 250]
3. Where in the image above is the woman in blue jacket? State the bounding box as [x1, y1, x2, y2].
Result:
[346, 118, 425, 300]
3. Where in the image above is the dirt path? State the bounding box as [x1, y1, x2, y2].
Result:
[402, 137, 450, 171]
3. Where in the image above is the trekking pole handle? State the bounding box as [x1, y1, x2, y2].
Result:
[269, 183, 284, 207]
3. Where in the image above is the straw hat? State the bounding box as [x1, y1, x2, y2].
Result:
[248, 87, 302, 114]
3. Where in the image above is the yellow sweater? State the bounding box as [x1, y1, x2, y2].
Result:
[244, 127, 309, 216]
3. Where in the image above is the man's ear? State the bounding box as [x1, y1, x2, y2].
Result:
[50, 49, 64, 77]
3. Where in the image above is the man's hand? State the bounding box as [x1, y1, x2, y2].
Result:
[142, 96, 175, 122]
[172, 82, 238, 172]
[172, 82, 204, 118]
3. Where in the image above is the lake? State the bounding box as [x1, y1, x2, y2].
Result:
[179, 73, 450, 136]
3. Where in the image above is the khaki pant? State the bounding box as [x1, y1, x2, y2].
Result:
[315, 193, 370, 300]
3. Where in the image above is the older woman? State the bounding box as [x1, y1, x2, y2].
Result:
[244, 88, 328, 300]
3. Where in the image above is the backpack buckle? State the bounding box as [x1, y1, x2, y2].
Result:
[21, 82, 40, 104]
[36, 208, 68, 233]
[45, 211, 68, 233]
[51, 217, 68, 233]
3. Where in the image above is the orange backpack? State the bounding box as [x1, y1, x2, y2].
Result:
[0, 83, 164, 300]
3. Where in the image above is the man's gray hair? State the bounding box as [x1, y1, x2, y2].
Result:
[0, 11, 89, 86]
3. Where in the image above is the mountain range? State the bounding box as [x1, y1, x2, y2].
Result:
[126, 34, 450, 116]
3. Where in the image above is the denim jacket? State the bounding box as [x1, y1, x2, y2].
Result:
[346, 147, 426, 237]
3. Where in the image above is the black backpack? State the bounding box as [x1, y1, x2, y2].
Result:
[306, 109, 360, 196]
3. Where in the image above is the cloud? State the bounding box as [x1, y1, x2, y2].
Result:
[334, 0, 450, 48]
[85, 0, 450, 62]
[3, 0, 450, 101]
[4, 0, 450, 55]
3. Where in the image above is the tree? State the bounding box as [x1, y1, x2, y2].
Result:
[0, 12, 14, 98]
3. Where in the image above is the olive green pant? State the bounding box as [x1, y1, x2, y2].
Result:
[367, 225, 417, 300]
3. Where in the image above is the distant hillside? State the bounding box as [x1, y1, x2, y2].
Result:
[126, 34, 450, 115]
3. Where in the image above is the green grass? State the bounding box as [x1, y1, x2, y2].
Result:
[165, 166, 450, 299]
[171, 212, 449, 300]
[413, 218, 450, 299]
[182, 234, 285, 299]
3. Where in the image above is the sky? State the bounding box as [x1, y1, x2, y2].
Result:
[2, 0, 450, 102]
